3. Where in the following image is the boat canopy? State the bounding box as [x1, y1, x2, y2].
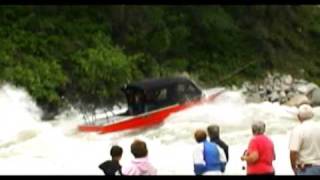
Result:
[121, 77, 203, 115]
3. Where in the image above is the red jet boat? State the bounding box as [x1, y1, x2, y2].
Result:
[78, 77, 224, 134]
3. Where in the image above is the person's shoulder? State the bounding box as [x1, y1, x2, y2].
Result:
[263, 135, 275, 144]
[250, 135, 265, 145]
[194, 142, 203, 148]
[219, 139, 229, 147]
[249, 135, 258, 142]
[205, 141, 219, 149]
[307, 119, 319, 127]
[294, 122, 311, 133]
[99, 160, 108, 165]
[104, 160, 113, 164]
[99, 160, 115, 167]
[259, 134, 271, 141]
[121, 162, 137, 175]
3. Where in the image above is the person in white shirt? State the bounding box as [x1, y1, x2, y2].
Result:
[289, 104, 320, 175]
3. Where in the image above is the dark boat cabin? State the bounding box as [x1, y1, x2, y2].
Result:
[121, 77, 203, 115]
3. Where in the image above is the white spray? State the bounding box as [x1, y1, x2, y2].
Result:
[2, 84, 319, 175]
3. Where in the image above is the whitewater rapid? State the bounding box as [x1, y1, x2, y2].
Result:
[1, 83, 320, 175]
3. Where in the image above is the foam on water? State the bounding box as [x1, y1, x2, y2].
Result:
[1, 84, 320, 175]
[0, 84, 44, 147]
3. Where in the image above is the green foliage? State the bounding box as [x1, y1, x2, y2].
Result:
[68, 32, 131, 106]
[129, 53, 161, 78]
[0, 57, 67, 107]
[1, 6, 320, 118]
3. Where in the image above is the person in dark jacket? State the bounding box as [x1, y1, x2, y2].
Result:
[207, 124, 229, 172]
[99, 145, 123, 175]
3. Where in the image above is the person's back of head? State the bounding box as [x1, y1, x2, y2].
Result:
[110, 145, 123, 161]
[298, 104, 313, 122]
[131, 139, 148, 158]
[251, 121, 266, 135]
[194, 129, 207, 143]
[207, 124, 220, 140]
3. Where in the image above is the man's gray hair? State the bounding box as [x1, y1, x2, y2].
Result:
[298, 104, 313, 121]
[251, 121, 266, 135]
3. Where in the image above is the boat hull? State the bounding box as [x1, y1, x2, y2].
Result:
[78, 90, 224, 134]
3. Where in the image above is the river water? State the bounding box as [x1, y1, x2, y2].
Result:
[1, 83, 320, 175]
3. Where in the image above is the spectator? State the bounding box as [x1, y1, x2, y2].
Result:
[99, 145, 123, 175]
[241, 121, 275, 175]
[193, 129, 226, 175]
[207, 124, 229, 172]
[122, 139, 157, 175]
[289, 104, 320, 175]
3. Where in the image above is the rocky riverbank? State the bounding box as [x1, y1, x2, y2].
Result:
[240, 73, 320, 107]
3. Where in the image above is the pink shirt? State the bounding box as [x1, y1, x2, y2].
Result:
[122, 157, 157, 175]
[246, 134, 275, 175]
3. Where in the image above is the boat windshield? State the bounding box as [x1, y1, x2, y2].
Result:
[124, 80, 202, 115]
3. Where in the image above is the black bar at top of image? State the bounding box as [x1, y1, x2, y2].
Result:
[0, 0, 318, 5]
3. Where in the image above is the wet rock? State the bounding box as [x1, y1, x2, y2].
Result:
[282, 75, 293, 85]
[280, 91, 286, 98]
[286, 95, 310, 107]
[246, 93, 261, 103]
[309, 88, 320, 106]
[296, 83, 318, 94]
[269, 92, 279, 102]
[240, 73, 318, 105]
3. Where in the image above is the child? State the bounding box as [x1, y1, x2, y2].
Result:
[121, 139, 157, 175]
[99, 145, 123, 175]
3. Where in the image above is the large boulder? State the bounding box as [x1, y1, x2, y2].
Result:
[309, 88, 320, 106]
[296, 83, 318, 94]
[286, 94, 310, 107]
